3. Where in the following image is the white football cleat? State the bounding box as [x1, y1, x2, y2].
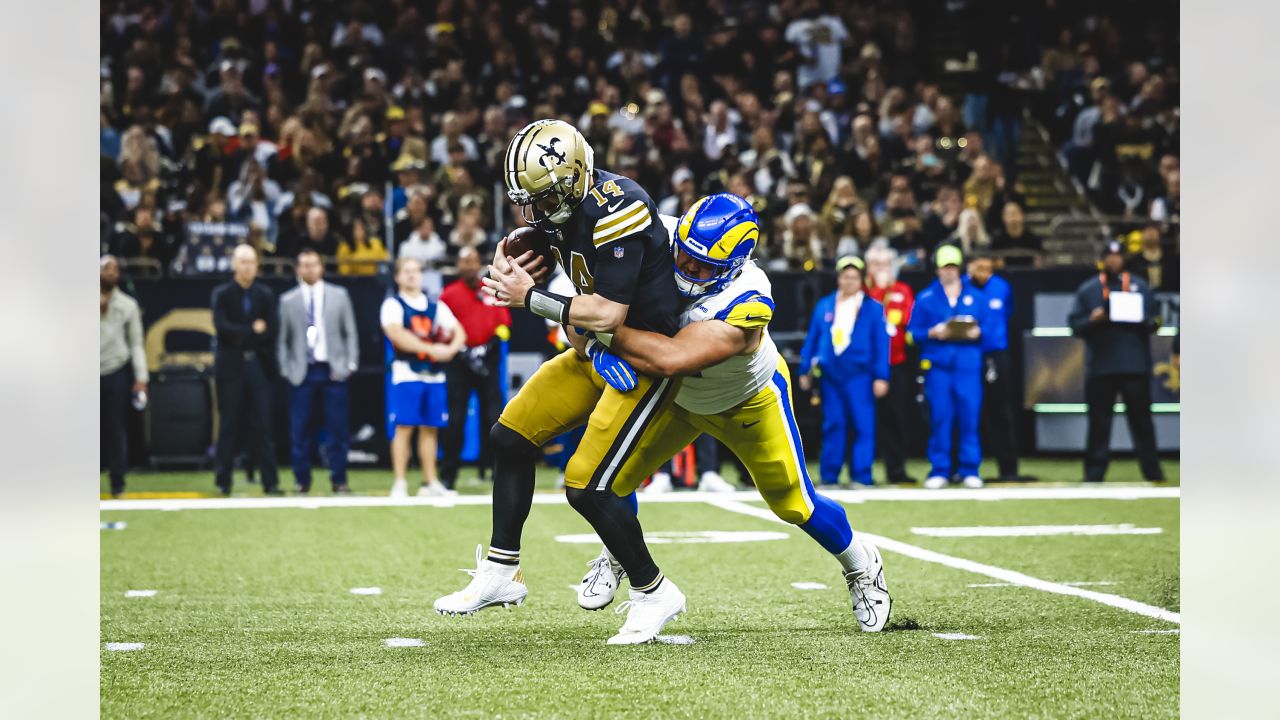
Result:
[390, 478, 409, 498]
[417, 481, 458, 497]
[961, 475, 985, 489]
[577, 546, 625, 610]
[697, 471, 736, 493]
[923, 475, 948, 490]
[433, 545, 528, 616]
[844, 540, 892, 632]
[642, 472, 673, 494]
[607, 578, 687, 645]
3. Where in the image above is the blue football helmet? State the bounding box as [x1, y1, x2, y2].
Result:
[672, 193, 759, 297]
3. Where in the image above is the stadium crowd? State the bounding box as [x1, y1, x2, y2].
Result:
[101, 0, 1179, 277]
[99, 1, 1178, 494]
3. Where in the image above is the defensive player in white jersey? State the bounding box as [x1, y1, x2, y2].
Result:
[574, 194, 892, 632]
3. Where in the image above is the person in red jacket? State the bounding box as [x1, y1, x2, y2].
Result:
[438, 247, 512, 489]
[864, 243, 917, 484]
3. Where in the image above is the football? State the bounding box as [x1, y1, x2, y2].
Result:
[502, 226, 556, 273]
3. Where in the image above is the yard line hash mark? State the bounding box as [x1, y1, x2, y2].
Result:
[969, 581, 1117, 588]
[704, 497, 1180, 626]
[791, 582, 828, 590]
[105, 643, 145, 652]
[125, 590, 158, 598]
[934, 633, 982, 641]
[384, 638, 425, 648]
[350, 587, 382, 595]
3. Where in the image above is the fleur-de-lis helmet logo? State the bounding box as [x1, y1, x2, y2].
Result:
[536, 137, 567, 171]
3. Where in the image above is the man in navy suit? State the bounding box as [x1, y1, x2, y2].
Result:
[799, 256, 890, 486]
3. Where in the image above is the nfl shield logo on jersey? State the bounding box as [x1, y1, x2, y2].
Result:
[614, 246, 625, 259]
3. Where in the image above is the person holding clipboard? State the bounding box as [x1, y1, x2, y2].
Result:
[1067, 241, 1166, 483]
[907, 244, 992, 490]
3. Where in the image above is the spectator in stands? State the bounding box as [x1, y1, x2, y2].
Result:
[949, 207, 991, 257]
[381, 257, 467, 498]
[864, 243, 917, 484]
[337, 217, 389, 276]
[1067, 241, 1166, 483]
[301, 207, 340, 257]
[820, 177, 865, 257]
[211, 244, 280, 496]
[112, 206, 174, 266]
[1149, 168, 1180, 226]
[908, 245, 989, 489]
[799, 256, 890, 486]
[990, 201, 1043, 266]
[100, 256, 148, 497]
[228, 160, 281, 250]
[438, 247, 512, 492]
[277, 249, 360, 495]
[399, 215, 449, 270]
[1126, 223, 1180, 292]
[966, 253, 1024, 482]
[430, 112, 478, 166]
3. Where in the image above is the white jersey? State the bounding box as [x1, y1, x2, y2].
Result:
[675, 261, 780, 415]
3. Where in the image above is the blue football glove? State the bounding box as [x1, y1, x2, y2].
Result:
[586, 339, 638, 393]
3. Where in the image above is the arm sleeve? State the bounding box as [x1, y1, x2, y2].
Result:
[906, 293, 930, 346]
[873, 309, 890, 381]
[379, 297, 403, 329]
[799, 301, 824, 372]
[435, 300, 459, 333]
[127, 303, 149, 383]
[211, 286, 250, 342]
[341, 291, 360, 369]
[277, 296, 290, 368]
[1067, 285, 1097, 337]
[590, 234, 645, 305]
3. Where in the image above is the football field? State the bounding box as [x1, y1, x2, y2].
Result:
[101, 465, 1179, 718]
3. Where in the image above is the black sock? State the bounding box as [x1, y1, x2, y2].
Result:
[565, 487, 661, 589]
[488, 423, 540, 555]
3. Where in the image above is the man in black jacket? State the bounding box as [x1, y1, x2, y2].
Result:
[1067, 241, 1166, 483]
[212, 244, 281, 495]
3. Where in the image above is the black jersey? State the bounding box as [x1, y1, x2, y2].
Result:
[546, 169, 680, 337]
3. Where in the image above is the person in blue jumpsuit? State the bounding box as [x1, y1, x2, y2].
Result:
[799, 256, 890, 486]
[966, 253, 1025, 481]
[907, 245, 990, 489]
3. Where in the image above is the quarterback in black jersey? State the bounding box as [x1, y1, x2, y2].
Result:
[435, 119, 687, 645]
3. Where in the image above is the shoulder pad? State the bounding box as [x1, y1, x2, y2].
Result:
[714, 289, 775, 330]
[587, 177, 655, 247]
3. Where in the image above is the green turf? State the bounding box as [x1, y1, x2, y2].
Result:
[101, 490, 1179, 718]
[101, 456, 1179, 497]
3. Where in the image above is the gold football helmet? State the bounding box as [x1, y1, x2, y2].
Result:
[503, 119, 595, 228]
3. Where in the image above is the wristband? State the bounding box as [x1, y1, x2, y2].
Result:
[526, 287, 572, 325]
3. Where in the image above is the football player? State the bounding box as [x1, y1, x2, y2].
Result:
[435, 119, 687, 645]
[577, 194, 892, 631]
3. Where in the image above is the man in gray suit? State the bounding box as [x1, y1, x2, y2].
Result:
[278, 249, 360, 493]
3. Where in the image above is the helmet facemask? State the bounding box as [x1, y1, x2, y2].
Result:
[672, 244, 742, 298]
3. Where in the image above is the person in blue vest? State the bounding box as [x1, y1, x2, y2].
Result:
[380, 257, 468, 498]
[966, 253, 1027, 482]
[908, 244, 990, 489]
[799, 256, 891, 486]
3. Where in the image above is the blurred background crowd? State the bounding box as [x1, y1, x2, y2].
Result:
[100, 0, 1179, 283]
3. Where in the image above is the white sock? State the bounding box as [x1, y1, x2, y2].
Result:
[835, 537, 870, 574]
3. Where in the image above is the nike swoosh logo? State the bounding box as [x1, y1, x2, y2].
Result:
[742, 420, 761, 429]
[606, 200, 626, 212]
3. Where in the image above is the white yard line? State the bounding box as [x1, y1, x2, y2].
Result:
[968, 581, 1117, 588]
[933, 633, 982, 640]
[703, 497, 1180, 626]
[100, 485, 1178, 512]
[911, 524, 1162, 537]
